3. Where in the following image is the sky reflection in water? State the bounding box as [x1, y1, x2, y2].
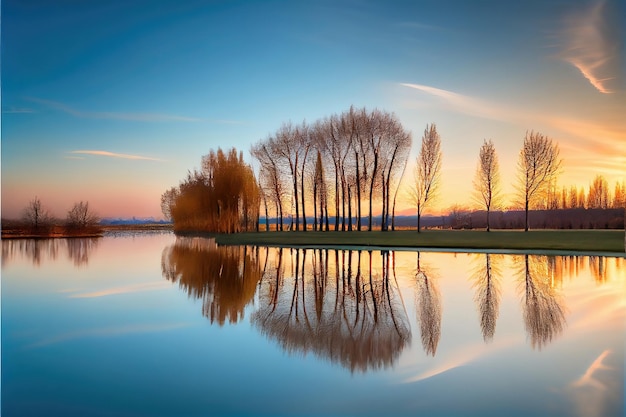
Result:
[2, 234, 624, 417]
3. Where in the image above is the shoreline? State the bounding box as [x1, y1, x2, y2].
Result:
[205, 230, 626, 256]
[1, 223, 172, 239]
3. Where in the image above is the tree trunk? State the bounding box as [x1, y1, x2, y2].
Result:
[525, 199, 529, 232]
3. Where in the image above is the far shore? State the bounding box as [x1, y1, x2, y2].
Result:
[1, 223, 172, 239]
[191, 229, 626, 255]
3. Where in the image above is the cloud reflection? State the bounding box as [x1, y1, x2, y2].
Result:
[566, 349, 622, 417]
[68, 281, 171, 298]
[27, 322, 191, 348]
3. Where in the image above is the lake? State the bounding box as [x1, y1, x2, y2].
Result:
[2, 232, 624, 417]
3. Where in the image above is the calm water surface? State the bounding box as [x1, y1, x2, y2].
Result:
[2, 233, 625, 417]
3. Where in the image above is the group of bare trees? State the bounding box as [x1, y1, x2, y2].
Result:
[161, 101, 623, 233]
[543, 176, 625, 211]
[163, 148, 260, 233]
[15, 197, 100, 235]
[470, 131, 562, 232]
[251, 107, 412, 232]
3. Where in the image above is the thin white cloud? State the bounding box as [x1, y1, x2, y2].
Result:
[559, 0, 621, 94]
[26, 97, 202, 122]
[69, 150, 162, 161]
[2, 106, 36, 114]
[399, 82, 529, 123]
[399, 82, 625, 179]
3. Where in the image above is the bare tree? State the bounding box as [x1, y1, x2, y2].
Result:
[22, 196, 52, 231]
[516, 131, 561, 231]
[251, 140, 285, 231]
[587, 175, 610, 209]
[380, 113, 411, 231]
[473, 139, 501, 231]
[66, 201, 100, 230]
[410, 124, 442, 233]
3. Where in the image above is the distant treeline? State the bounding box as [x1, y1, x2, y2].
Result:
[256, 208, 625, 230]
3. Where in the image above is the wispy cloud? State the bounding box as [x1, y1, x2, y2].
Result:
[26, 97, 202, 122]
[69, 150, 162, 162]
[2, 106, 36, 114]
[400, 82, 530, 123]
[559, 0, 622, 93]
[399, 82, 625, 178]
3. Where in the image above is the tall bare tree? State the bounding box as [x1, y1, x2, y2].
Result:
[380, 114, 411, 231]
[410, 124, 442, 233]
[516, 131, 561, 231]
[473, 139, 501, 232]
[251, 141, 285, 231]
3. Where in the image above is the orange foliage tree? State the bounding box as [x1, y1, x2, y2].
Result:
[166, 148, 260, 233]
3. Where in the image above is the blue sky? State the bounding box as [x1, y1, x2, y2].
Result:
[2, 0, 624, 218]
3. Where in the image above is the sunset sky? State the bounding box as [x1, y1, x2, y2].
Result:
[2, 0, 624, 219]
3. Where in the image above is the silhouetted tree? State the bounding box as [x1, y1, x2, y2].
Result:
[587, 175, 610, 209]
[473, 139, 501, 231]
[516, 131, 561, 231]
[410, 124, 442, 232]
[22, 196, 52, 233]
[65, 201, 100, 231]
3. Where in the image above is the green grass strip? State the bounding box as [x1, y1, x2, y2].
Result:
[210, 230, 626, 255]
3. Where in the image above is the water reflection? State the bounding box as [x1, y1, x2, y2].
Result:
[161, 238, 262, 325]
[470, 254, 503, 342]
[516, 255, 567, 350]
[159, 240, 620, 361]
[414, 253, 442, 356]
[253, 248, 411, 372]
[1, 238, 99, 267]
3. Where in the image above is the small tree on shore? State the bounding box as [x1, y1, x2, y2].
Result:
[473, 139, 502, 232]
[410, 124, 442, 233]
[66, 201, 100, 231]
[22, 196, 52, 232]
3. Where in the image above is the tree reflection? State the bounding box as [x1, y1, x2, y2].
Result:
[66, 238, 99, 267]
[414, 252, 442, 356]
[1, 238, 98, 267]
[161, 238, 262, 325]
[517, 254, 567, 350]
[252, 249, 411, 373]
[470, 253, 502, 342]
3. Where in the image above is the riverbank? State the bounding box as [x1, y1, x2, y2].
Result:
[208, 230, 626, 255]
[1, 223, 172, 239]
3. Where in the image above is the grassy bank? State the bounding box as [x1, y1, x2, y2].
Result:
[211, 230, 626, 254]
